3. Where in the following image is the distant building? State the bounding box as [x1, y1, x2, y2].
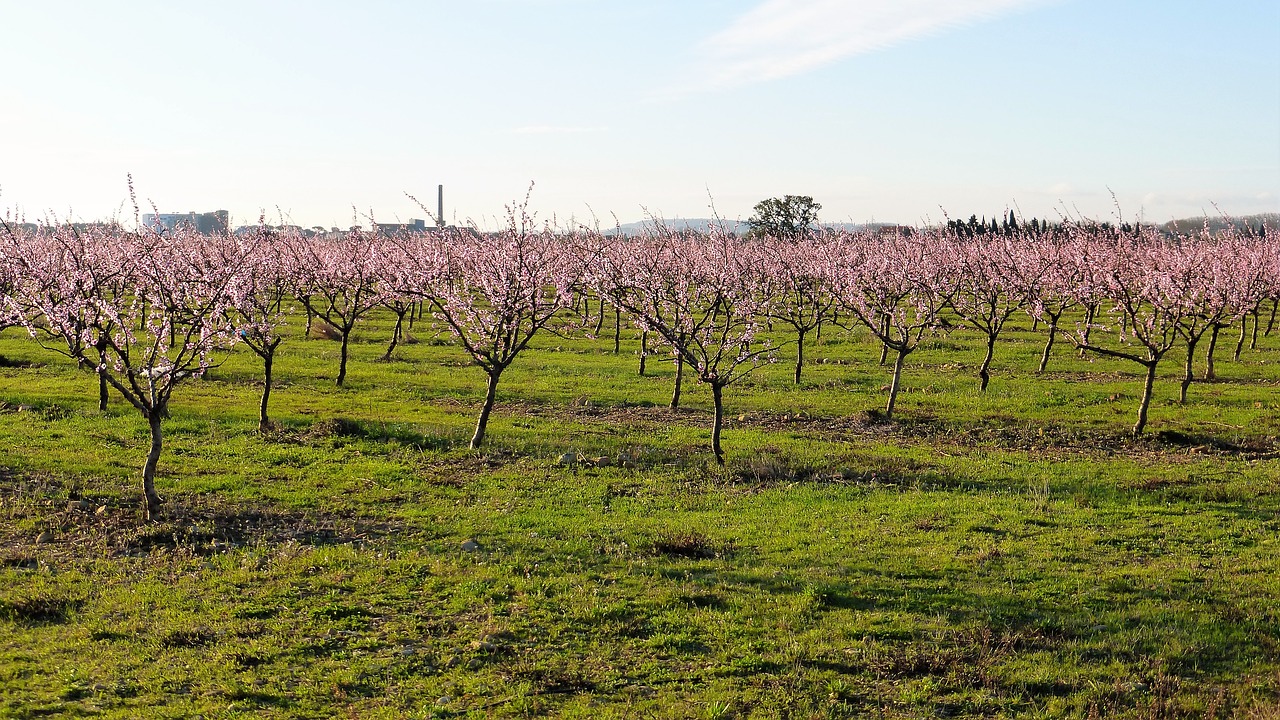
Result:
[373, 218, 428, 236]
[872, 224, 912, 236]
[142, 210, 229, 235]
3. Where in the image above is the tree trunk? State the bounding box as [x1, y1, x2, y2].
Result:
[470, 371, 500, 450]
[593, 295, 605, 336]
[1037, 313, 1060, 374]
[1031, 316, 1039, 332]
[794, 328, 806, 384]
[98, 371, 109, 411]
[304, 300, 314, 337]
[710, 382, 725, 466]
[1133, 360, 1157, 436]
[259, 349, 275, 433]
[1080, 304, 1096, 358]
[337, 327, 351, 386]
[885, 348, 909, 419]
[670, 355, 683, 409]
[978, 333, 996, 392]
[1234, 314, 1247, 361]
[1206, 323, 1221, 380]
[380, 310, 405, 362]
[879, 318, 889, 365]
[613, 308, 621, 354]
[1250, 309, 1260, 350]
[1266, 298, 1277, 336]
[1180, 335, 1198, 404]
[639, 332, 648, 376]
[143, 411, 164, 520]
[95, 339, 109, 410]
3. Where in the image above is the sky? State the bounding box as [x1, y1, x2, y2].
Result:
[2, 0, 1277, 229]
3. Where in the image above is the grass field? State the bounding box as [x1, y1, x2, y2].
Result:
[1, 308, 1278, 719]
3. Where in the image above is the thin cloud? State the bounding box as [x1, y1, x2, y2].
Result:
[512, 126, 607, 135]
[696, 0, 1050, 90]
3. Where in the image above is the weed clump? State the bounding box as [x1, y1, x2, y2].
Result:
[651, 531, 734, 560]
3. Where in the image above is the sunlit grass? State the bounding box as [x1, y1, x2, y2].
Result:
[1, 306, 1278, 718]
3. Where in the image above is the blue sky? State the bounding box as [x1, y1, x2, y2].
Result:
[2, 0, 1277, 229]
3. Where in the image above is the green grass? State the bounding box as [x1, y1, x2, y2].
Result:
[1, 308, 1278, 719]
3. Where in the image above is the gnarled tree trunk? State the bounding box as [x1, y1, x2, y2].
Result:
[1079, 304, 1097, 358]
[885, 347, 909, 419]
[143, 411, 164, 520]
[470, 370, 501, 450]
[1205, 323, 1222, 379]
[1180, 336, 1198, 404]
[380, 309, 407, 362]
[1037, 311, 1061, 374]
[670, 355, 683, 409]
[638, 331, 648, 376]
[259, 349, 275, 433]
[978, 333, 997, 392]
[98, 371, 109, 411]
[336, 325, 352, 386]
[711, 382, 725, 466]
[794, 328, 806, 384]
[1133, 361, 1158, 436]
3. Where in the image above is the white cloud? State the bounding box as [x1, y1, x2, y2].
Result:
[696, 0, 1050, 90]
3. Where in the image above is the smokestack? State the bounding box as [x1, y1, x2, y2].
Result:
[437, 185, 444, 228]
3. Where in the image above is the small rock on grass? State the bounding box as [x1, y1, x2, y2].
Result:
[460, 538, 480, 553]
[35, 531, 53, 544]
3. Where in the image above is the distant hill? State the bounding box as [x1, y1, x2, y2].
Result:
[602, 218, 894, 236]
[596, 213, 1280, 236]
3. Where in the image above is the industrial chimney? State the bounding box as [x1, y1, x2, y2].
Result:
[437, 185, 445, 228]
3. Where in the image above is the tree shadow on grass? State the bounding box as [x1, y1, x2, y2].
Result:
[276, 416, 457, 453]
[0, 355, 42, 369]
[0, 470, 402, 563]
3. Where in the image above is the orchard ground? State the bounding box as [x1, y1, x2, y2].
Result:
[1, 307, 1278, 719]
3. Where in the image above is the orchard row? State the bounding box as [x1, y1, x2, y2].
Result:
[1, 215, 1277, 516]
